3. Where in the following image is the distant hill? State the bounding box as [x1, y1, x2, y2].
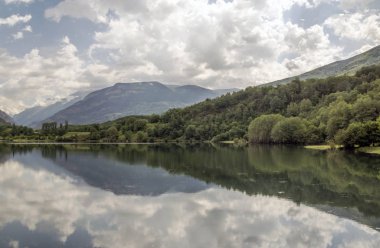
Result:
[265, 45, 380, 86]
[41, 82, 237, 126]
[0, 110, 13, 124]
[14, 91, 89, 127]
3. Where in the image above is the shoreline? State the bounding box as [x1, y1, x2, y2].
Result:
[305, 145, 380, 155]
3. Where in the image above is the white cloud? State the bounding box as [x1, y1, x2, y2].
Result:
[23, 25, 32, 32]
[325, 13, 380, 44]
[44, 0, 342, 90]
[0, 14, 32, 26]
[0, 37, 89, 114]
[0, 159, 379, 247]
[9, 25, 32, 41]
[283, 23, 343, 74]
[4, 0, 33, 4]
[12, 31, 23, 40]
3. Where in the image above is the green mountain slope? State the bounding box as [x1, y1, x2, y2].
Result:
[265, 45, 380, 86]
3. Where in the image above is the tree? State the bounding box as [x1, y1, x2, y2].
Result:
[335, 121, 380, 148]
[352, 96, 380, 122]
[185, 125, 197, 140]
[286, 102, 299, 117]
[299, 99, 313, 114]
[106, 126, 118, 142]
[248, 114, 285, 143]
[269, 96, 285, 113]
[271, 117, 307, 144]
[326, 100, 352, 138]
[136, 131, 148, 142]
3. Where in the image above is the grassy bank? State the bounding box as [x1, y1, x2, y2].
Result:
[304, 145, 344, 150]
[305, 145, 380, 155]
[358, 147, 380, 155]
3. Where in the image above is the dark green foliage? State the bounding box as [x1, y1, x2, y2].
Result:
[335, 121, 380, 148]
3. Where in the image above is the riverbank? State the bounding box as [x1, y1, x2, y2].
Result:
[357, 147, 380, 155]
[305, 145, 380, 155]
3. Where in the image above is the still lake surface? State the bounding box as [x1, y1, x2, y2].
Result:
[0, 144, 380, 247]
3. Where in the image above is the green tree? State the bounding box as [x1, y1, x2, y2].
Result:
[185, 125, 198, 140]
[326, 100, 352, 138]
[299, 99, 313, 114]
[271, 117, 307, 144]
[352, 96, 380, 122]
[136, 131, 148, 142]
[286, 102, 299, 117]
[106, 126, 118, 142]
[248, 114, 285, 143]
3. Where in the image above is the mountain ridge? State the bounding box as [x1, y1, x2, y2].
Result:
[264, 45, 380, 86]
[39, 82, 237, 126]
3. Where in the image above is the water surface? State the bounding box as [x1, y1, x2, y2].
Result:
[0, 144, 380, 247]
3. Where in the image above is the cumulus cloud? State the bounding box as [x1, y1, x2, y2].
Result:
[0, 37, 87, 114]
[325, 13, 380, 44]
[44, 0, 342, 90]
[0, 14, 31, 26]
[0, 158, 380, 247]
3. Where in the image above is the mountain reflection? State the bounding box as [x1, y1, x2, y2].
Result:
[0, 144, 380, 247]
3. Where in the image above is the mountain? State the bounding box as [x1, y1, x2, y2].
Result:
[14, 91, 89, 127]
[0, 110, 13, 124]
[41, 82, 237, 125]
[265, 45, 380, 86]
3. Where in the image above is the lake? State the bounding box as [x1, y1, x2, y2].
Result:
[0, 144, 380, 247]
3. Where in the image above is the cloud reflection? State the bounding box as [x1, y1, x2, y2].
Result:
[0, 160, 379, 248]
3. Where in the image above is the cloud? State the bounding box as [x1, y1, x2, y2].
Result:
[9, 25, 32, 41]
[4, 0, 33, 4]
[22, 25, 32, 32]
[0, 158, 380, 247]
[0, 37, 89, 114]
[44, 0, 344, 90]
[325, 13, 380, 44]
[0, 14, 32, 26]
[12, 31, 23, 40]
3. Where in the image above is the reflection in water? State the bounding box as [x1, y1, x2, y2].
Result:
[0, 144, 380, 247]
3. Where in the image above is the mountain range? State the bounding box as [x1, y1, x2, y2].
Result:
[265, 45, 380, 86]
[15, 82, 236, 127]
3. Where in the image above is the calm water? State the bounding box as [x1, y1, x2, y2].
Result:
[0, 144, 380, 248]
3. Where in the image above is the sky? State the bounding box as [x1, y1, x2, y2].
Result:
[0, 0, 380, 114]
